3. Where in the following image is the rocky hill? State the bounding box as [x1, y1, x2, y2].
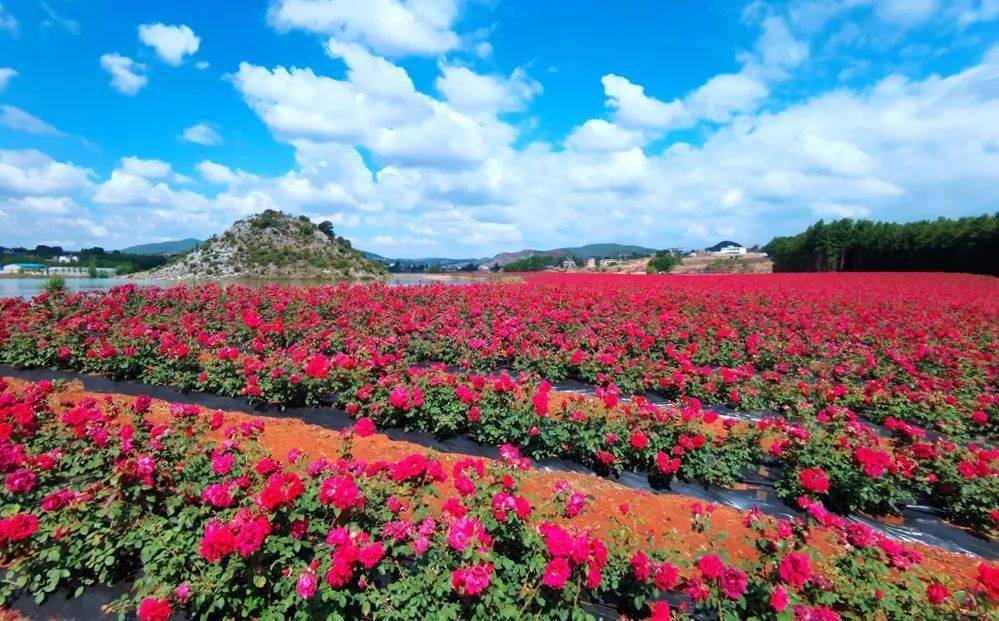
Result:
[144, 210, 385, 280]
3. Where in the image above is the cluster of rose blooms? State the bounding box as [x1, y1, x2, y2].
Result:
[0, 377, 997, 620]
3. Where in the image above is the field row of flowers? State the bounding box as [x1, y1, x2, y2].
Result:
[0, 378, 996, 620]
[0, 274, 995, 535]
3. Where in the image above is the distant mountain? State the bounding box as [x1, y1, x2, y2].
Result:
[361, 243, 657, 269]
[145, 211, 384, 280]
[704, 240, 743, 252]
[121, 238, 202, 255]
[361, 252, 477, 266]
[488, 243, 656, 267]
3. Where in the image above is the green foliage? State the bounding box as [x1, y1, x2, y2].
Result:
[42, 276, 66, 294]
[250, 209, 288, 230]
[503, 256, 558, 272]
[646, 251, 680, 274]
[764, 214, 999, 275]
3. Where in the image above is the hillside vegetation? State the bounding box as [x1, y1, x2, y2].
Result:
[145, 210, 385, 280]
[120, 238, 202, 255]
[489, 243, 655, 267]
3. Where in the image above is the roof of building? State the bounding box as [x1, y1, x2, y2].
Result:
[705, 240, 743, 252]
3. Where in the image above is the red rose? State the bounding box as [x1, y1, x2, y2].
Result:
[799, 468, 830, 494]
[0, 512, 39, 543]
[778, 552, 812, 588]
[697, 554, 724, 580]
[354, 417, 376, 437]
[978, 563, 999, 600]
[5, 468, 37, 494]
[542, 557, 571, 589]
[926, 582, 950, 605]
[137, 597, 172, 621]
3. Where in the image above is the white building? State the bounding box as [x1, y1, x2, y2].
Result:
[715, 245, 747, 256]
[55, 255, 78, 264]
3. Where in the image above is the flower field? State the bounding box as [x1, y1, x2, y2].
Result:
[0, 377, 995, 620]
[0, 272, 997, 618]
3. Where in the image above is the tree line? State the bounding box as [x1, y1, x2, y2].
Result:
[764, 214, 998, 275]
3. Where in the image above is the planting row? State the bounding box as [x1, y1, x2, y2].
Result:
[0, 378, 996, 620]
[0, 277, 996, 535]
[0, 273, 996, 439]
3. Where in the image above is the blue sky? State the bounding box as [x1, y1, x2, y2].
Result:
[1, 0, 998, 257]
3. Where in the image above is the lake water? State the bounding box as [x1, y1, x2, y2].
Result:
[0, 274, 482, 300]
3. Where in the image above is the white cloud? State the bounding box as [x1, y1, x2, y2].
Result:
[120, 157, 174, 179]
[565, 120, 644, 153]
[875, 0, 940, 24]
[138, 23, 201, 66]
[601, 74, 688, 130]
[181, 123, 222, 145]
[955, 0, 999, 25]
[197, 161, 260, 186]
[747, 16, 809, 77]
[268, 0, 460, 56]
[0, 3, 17, 33]
[0, 105, 63, 135]
[5, 195, 79, 215]
[232, 42, 512, 170]
[93, 168, 206, 211]
[687, 73, 769, 122]
[0, 67, 15, 91]
[811, 201, 871, 218]
[0, 149, 92, 197]
[40, 2, 79, 34]
[100, 53, 148, 95]
[436, 65, 541, 118]
[475, 41, 493, 58]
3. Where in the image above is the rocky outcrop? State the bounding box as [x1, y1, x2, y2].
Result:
[144, 210, 385, 280]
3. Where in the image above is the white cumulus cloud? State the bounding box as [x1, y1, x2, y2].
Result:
[100, 53, 148, 95]
[0, 149, 92, 196]
[138, 23, 201, 66]
[268, 0, 460, 56]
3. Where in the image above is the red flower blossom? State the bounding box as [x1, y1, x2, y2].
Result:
[354, 417, 376, 437]
[778, 552, 812, 588]
[137, 597, 172, 621]
[926, 582, 950, 605]
[451, 563, 492, 596]
[799, 468, 830, 494]
[542, 557, 571, 589]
